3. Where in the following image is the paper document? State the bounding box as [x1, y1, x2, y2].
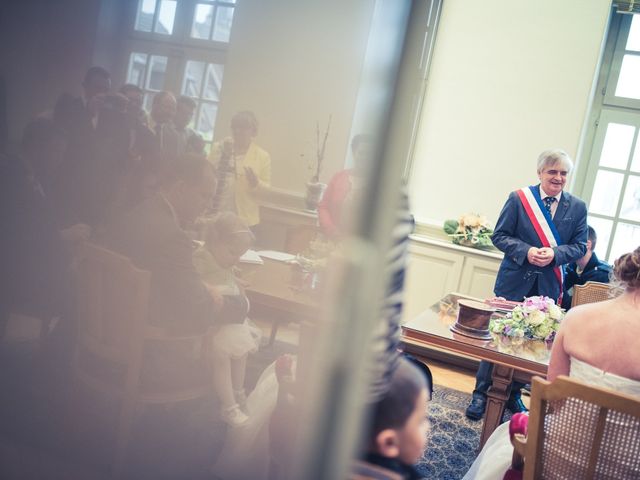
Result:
[239, 249, 264, 265]
[257, 250, 296, 262]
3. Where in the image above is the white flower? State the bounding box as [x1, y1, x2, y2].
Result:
[535, 323, 553, 339]
[548, 304, 563, 321]
[526, 310, 546, 326]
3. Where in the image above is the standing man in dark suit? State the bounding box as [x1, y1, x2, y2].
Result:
[54, 66, 129, 227]
[465, 149, 588, 420]
[130, 91, 181, 203]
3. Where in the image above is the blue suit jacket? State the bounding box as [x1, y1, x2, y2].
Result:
[492, 186, 588, 301]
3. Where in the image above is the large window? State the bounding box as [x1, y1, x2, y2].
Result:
[124, 0, 236, 148]
[581, 13, 640, 262]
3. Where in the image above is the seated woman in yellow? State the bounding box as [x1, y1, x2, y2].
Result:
[208, 111, 271, 229]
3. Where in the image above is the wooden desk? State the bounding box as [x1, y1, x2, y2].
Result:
[401, 293, 551, 448]
[239, 258, 319, 345]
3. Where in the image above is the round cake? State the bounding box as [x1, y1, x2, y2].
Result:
[450, 299, 495, 340]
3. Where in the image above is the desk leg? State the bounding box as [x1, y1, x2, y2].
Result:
[268, 321, 280, 347]
[479, 364, 513, 449]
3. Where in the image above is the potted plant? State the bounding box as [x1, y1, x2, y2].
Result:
[305, 115, 331, 211]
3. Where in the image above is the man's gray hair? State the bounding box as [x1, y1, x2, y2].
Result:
[536, 149, 573, 173]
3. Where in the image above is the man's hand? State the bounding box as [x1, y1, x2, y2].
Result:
[205, 284, 225, 310]
[537, 247, 555, 266]
[244, 167, 258, 188]
[527, 247, 554, 267]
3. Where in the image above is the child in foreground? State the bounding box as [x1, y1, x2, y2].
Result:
[194, 212, 262, 427]
[351, 356, 433, 480]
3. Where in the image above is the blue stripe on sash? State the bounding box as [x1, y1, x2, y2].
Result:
[529, 185, 563, 246]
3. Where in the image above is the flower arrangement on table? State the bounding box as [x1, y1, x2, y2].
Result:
[443, 213, 494, 250]
[489, 296, 565, 341]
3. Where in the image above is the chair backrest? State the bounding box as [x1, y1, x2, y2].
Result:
[571, 281, 610, 308]
[523, 375, 640, 479]
[75, 242, 151, 365]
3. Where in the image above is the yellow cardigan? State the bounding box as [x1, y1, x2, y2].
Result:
[208, 141, 271, 226]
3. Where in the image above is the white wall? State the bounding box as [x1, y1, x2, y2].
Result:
[409, 0, 611, 226]
[214, 0, 377, 194]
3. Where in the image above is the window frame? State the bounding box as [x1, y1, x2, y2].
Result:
[121, 0, 235, 148]
[577, 11, 640, 262]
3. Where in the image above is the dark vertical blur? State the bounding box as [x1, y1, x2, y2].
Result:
[0, 1, 435, 479]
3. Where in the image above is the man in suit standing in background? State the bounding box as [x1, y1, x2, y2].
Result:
[465, 149, 588, 420]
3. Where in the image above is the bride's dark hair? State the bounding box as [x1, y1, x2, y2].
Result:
[613, 246, 640, 291]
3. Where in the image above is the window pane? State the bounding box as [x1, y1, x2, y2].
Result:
[586, 216, 613, 261]
[191, 4, 214, 39]
[127, 52, 148, 87]
[212, 6, 234, 42]
[589, 170, 624, 216]
[631, 136, 640, 173]
[182, 60, 206, 98]
[620, 175, 640, 222]
[203, 64, 224, 100]
[599, 122, 635, 169]
[154, 0, 177, 35]
[626, 15, 640, 52]
[146, 55, 168, 91]
[615, 54, 640, 99]
[197, 102, 218, 141]
[610, 222, 640, 263]
[135, 0, 157, 32]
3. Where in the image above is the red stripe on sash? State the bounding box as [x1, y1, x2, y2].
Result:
[516, 189, 550, 248]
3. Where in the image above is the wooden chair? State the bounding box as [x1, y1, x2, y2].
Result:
[507, 375, 640, 479]
[571, 281, 611, 308]
[73, 243, 213, 477]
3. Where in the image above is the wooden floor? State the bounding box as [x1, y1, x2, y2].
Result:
[253, 317, 531, 410]
[252, 317, 478, 393]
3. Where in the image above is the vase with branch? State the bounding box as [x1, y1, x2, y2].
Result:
[305, 115, 331, 211]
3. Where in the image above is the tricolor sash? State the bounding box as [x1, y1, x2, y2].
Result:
[516, 186, 564, 304]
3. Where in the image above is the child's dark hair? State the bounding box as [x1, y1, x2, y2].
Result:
[202, 212, 255, 246]
[368, 355, 432, 438]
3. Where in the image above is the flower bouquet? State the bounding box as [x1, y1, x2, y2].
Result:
[443, 213, 494, 250]
[489, 296, 565, 341]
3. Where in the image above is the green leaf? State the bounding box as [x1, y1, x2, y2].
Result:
[443, 220, 458, 234]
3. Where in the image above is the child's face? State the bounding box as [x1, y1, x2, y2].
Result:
[397, 388, 430, 465]
[211, 233, 252, 268]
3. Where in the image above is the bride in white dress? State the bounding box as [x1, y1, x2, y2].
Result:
[464, 246, 640, 480]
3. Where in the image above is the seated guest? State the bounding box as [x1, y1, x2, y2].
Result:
[174, 95, 205, 155]
[463, 246, 640, 480]
[105, 153, 219, 335]
[318, 134, 373, 239]
[561, 225, 611, 309]
[208, 111, 271, 230]
[351, 356, 432, 480]
[193, 213, 261, 426]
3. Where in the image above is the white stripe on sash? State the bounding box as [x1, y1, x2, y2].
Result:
[520, 188, 558, 248]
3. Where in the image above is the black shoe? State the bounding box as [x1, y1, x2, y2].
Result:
[465, 394, 487, 420]
[506, 395, 528, 414]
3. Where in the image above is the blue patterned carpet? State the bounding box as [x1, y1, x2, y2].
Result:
[415, 385, 482, 480]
